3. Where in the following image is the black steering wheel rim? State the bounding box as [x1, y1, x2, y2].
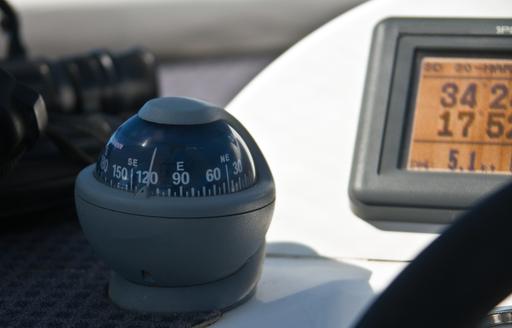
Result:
[354, 182, 512, 328]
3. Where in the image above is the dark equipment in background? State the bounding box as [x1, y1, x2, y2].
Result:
[0, 68, 46, 175]
[0, 0, 159, 217]
[2, 48, 158, 115]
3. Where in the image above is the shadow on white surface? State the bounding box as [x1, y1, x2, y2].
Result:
[217, 242, 374, 328]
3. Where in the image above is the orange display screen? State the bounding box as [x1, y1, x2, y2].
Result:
[407, 57, 512, 174]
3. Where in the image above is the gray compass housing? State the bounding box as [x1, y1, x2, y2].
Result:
[75, 97, 275, 313]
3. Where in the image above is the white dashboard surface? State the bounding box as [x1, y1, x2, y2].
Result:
[217, 1, 512, 326]
[217, 255, 405, 328]
[227, 0, 512, 262]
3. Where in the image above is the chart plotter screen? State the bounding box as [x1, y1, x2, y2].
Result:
[407, 56, 512, 174]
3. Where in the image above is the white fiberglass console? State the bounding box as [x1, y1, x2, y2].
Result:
[229, 0, 512, 261]
[217, 0, 512, 327]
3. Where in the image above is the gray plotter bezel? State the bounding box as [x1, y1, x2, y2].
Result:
[349, 18, 512, 229]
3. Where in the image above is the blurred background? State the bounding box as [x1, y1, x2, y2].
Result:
[9, 0, 365, 58]
[3, 0, 367, 106]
